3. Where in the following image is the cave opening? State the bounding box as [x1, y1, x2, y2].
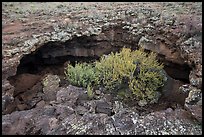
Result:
[144, 49, 192, 84]
[14, 41, 192, 84]
[6, 29, 192, 114]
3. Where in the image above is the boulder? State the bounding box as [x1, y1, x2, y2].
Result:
[42, 74, 60, 102]
[184, 88, 202, 123]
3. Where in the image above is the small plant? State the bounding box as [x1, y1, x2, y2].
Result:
[87, 84, 94, 99]
[64, 62, 100, 88]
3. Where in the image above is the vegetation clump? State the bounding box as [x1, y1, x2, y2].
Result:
[64, 62, 100, 88]
[65, 48, 165, 105]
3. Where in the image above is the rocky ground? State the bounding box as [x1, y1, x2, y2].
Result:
[2, 2, 202, 135]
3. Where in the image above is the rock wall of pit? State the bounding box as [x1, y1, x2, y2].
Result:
[2, 2, 202, 134]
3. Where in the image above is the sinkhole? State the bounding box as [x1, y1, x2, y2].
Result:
[7, 27, 192, 114]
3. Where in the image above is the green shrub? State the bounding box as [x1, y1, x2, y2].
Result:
[128, 49, 165, 101]
[95, 48, 165, 103]
[64, 62, 100, 88]
[95, 48, 135, 91]
[64, 48, 165, 105]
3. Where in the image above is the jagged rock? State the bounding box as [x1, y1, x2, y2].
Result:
[139, 108, 202, 135]
[36, 100, 46, 108]
[2, 85, 202, 135]
[189, 76, 202, 89]
[185, 88, 202, 105]
[75, 105, 88, 116]
[112, 101, 124, 114]
[184, 88, 202, 123]
[2, 79, 15, 114]
[95, 101, 113, 116]
[10, 73, 41, 96]
[2, 95, 15, 114]
[179, 84, 193, 94]
[56, 85, 87, 109]
[42, 74, 60, 102]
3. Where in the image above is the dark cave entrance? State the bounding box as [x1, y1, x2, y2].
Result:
[14, 41, 191, 84]
[163, 62, 191, 84]
[159, 56, 191, 84]
[7, 28, 192, 114]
